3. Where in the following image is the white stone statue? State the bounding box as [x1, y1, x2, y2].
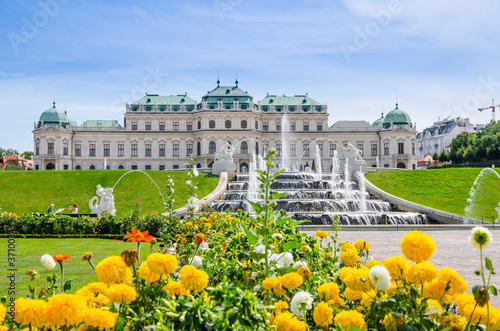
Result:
[214, 142, 235, 162]
[343, 142, 367, 174]
[343, 142, 363, 161]
[89, 184, 116, 216]
[212, 142, 236, 179]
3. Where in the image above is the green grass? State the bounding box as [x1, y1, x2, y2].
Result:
[0, 170, 219, 217]
[1, 238, 155, 298]
[365, 168, 500, 219]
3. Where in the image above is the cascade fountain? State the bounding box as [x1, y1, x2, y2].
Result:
[464, 168, 500, 221]
[315, 143, 322, 178]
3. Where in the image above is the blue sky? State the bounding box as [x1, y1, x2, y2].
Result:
[1, 0, 499, 152]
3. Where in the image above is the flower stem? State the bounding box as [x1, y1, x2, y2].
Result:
[59, 262, 64, 292]
[137, 241, 141, 265]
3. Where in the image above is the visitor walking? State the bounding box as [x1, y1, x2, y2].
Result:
[69, 203, 78, 214]
[1, 153, 5, 171]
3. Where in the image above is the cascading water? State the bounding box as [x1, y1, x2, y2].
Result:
[113, 169, 167, 207]
[359, 169, 367, 213]
[464, 168, 500, 221]
[246, 154, 260, 211]
[343, 158, 351, 200]
[315, 143, 322, 178]
[330, 150, 340, 190]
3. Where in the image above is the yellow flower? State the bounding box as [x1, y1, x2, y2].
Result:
[400, 230, 437, 263]
[316, 230, 328, 239]
[367, 259, 383, 268]
[145, 252, 178, 276]
[339, 267, 372, 292]
[297, 266, 312, 281]
[76, 282, 108, 296]
[361, 289, 377, 308]
[317, 282, 340, 300]
[313, 302, 334, 328]
[0, 304, 5, 324]
[424, 279, 455, 305]
[14, 298, 48, 327]
[179, 265, 209, 292]
[354, 240, 370, 250]
[95, 256, 130, 285]
[262, 276, 286, 296]
[437, 267, 468, 294]
[454, 293, 476, 316]
[269, 301, 289, 324]
[340, 241, 356, 252]
[423, 299, 442, 319]
[405, 261, 438, 285]
[46, 293, 87, 327]
[105, 284, 137, 304]
[83, 308, 118, 329]
[281, 272, 303, 289]
[383, 313, 406, 330]
[344, 287, 363, 301]
[439, 313, 466, 331]
[163, 280, 190, 296]
[383, 256, 409, 281]
[341, 249, 359, 266]
[139, 260, 165, 283]
[272, 311, 307, 331]
[334, 310, 367, 331]
[185, 221, 193, 228]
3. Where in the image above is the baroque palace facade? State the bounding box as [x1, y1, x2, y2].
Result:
[33, 81, 418, 172]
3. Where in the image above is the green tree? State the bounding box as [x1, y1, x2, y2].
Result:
[432, 152, 439, 163]
[22, 151, 34, 160]
[438, 150, 447, 162]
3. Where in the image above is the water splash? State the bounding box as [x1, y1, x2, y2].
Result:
[315, 143, 322, 178]
[113, 170, 167, 206]
[359, 169, 367, 213]
[330, 150, 340, 190]
[344, 158, 351, 200]
[464, 168, 500, 221]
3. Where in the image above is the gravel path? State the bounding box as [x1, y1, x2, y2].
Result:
[304, 229, 500, 307]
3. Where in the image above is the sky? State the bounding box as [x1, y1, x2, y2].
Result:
[1, 0, 499, 152]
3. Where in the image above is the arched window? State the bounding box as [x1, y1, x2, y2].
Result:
[198, 121, 201, 129]
[397, 162, 406, 169]
[75, 165, 81, 170]
[118, 165, 124, 169]
[225, 120, 232, 128]
[197, 142, 201, 155]
[241, 120, 247, 128]
[255, 121, 259, 129]
[241, 141, 248, 154]
[90, 165, 95, 170]
[46, 163, 55, 170]
[240, 162, 249, 173]
[209, 141, 216, 154]
[209, 120, 215, 129]
[196, 163, 201, 168]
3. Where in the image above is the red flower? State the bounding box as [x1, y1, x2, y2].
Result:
[53, 254, 71, 262]
[124, 228, 154, 243]
[195, 233, 206, 245]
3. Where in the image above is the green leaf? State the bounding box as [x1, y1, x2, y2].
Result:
[472, 284, 484, 300]
[293, 219, 309, 226]
[257, 226, 271, 238]
[282, 240, 305, 252]
[228, 311, 238, 324]
[401, 325, 418, 331]
[276, 216, 293, 226]
[380, 299, 397, 309]
[485, 257, 494, 273]
[240, 224, 258, 245]
[490, 284, 499, 296]
[246, 200, 263, 214]
[63, 279, 72, 292]
[272, 191, 286, 200]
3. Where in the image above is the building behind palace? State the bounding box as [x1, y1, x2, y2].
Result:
[33, 81, 418, 172]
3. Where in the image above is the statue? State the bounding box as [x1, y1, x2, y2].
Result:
[214, 142, 235, 163]
[89, 184, 116, 216]
[212, 142, 236, 179]
[343, 142, 367, 175]
[343, 143, 363, 161]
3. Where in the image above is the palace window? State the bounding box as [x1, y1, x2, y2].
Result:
[412, 143, 415, 155]
[145, 144, 152, 157]
[104, 144, 110, 157]
[209, 141, 216, 154]
[290, 144, 296, 156]
[159, 165, 165, 170]
[145, 165, 151, 170]
[255, 121, 258, 129]
[384, 143, 389, 155]
[241, 141, 248, 154]
[118, 144, 124, 156]
[318, 144, 323, 156]
[187, 122, 192, 131]
[159, 122, 165, 131]
[173, 144, 179, 156]
[290, 122, 296, 131]
[225, 120, 232, 128]
[187, 144, 193, 156]
[276, 144, 282, 156]
[146, 122, 151, 130]
[241, 120, 247, 128]
[371, 144, 377, 156]
[63, 143, 68, 155]
[398, 143, 404, 155]
[159, 144, 165, 156]
[330, 144, 336, 156]
[197, 142, 201, 155]
[303, 122, 309, 131]
[132, 165, 138, 170]
[36, 143, 40, 155]
[132, 122, 137, 130]
[303, 144, 309, 156]
[132, 144, 138, 157]
[173, 122, 179, 131]
[75, 144, 81, 156]
[48, 143, 54, 155]
[209, 120, 215, 129]
[198, 121, 201, 129]
[276, 122, 281, 131]
[263, 122, 268, 131]
[317, 122, 323, 131]
[89, 144, 95, 157]
[357, 144, 364, 156]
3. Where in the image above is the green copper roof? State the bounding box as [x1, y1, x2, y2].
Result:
[372, 112, 385, 127]
[382, 103, 412, 128]
[258, 94, 322, 106]
[81, 120, 122, 128]
[131, 94, 196, 105]
[38, 102, 71, 127]
[203, 86, 251, 98]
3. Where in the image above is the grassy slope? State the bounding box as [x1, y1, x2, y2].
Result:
[0, 170, 219, 217]
[365, 168, 500, 219]
[0, 238, 154, 297]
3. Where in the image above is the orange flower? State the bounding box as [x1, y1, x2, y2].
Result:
[124, 228, 154, 243]
[53, 254, 71, 262]
[195, 233, 206, 245]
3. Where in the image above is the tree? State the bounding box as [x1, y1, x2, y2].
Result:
[432, 152, 439, 163]
[22, 151, 33, 160]
[438, 150, 447, 162]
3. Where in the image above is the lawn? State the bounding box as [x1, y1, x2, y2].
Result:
[0, 170, 219, 217]
[365, 168, 500, 219]
[1, 238, 156, 298]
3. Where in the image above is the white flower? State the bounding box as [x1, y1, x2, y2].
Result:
[170, 188, 174, 193]
[200, 241, 209, 251]
[369, 265, 392, 291]
[41, 254, 56, 270]
[168, 244, 177, 255]
[271, 233, 283, 239]
[293, 260, 308, 268]
[289, 291, 313, 318]
[253, 245, 266, 254]
[469, 226, 493, 249]
[186, 180, 192, 186]
[281, 252, 294, 267]
[269, 252, 293, 268]
[193, 167, 199, 177]
[186, 196, 199, 211]
[251, 271, 259, 278]
[191, 256, 203, 268]
[168, 178, 174, 184]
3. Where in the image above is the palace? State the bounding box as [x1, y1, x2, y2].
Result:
[33, 81, 418, 171]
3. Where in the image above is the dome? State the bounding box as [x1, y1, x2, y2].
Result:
[382, 103, 412, 128]
[372, 112, 385, 127]
[38, 102, 72, 128]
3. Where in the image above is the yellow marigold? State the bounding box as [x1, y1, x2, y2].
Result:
[76, 282, 108, 296]
[340, 241, 356, 252]
[461, 303, 498, 328]
[269, 301, 289, 324]
[439, 313, 466, 331]
[46, 293, 87, 327]
[272, 311, 307, 331]
[341, 249, 359, 267]
[0, 304, 5, 324]
[281, 272, 303, 289]
[145, 252, 178, 276]
[340, 267, 372, 292]
[405, 261, 438, 285]
[316, 230, 328, 239]
[83, 308, 118, 329]
[383, 256, 409, 281]
[185, 221, 193, 227]
[95, 256, 130, 285]
[85, 293, 109, 308]
[0, 327, 8, 331]
[138, 260, 165, 283]
[317, 282, 340, 300]
[313, 302, 334, 328]
[179, 265, 209, 292]
[454, 293, 476, 316]
[367, 259, 383, 268]
[383, 313, 406, 330]
[334, 310, 367, 331]
[14, 298, 48, 327]
[163, 280, 190, 296]
[297, 266, 312, 281]
[361, 289, 378, 308]
[262, 277, 286, 296]
[400, 230, 437, 263]
[424, 279, 455, 305]
[344, 287, 364, 301]
[105, 284, 137, 304]
[423, 298, 442, 319]
[328, 296, 346, 308]
[354, 240, 370, 250]
[437, 267, 467, 294]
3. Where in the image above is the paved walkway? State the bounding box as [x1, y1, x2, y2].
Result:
[304, 229, 500, 307]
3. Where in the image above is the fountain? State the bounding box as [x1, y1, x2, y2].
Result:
[281, 113, 290, 170]
[464, 168, 500, 221]
[314, 143, 322, 178]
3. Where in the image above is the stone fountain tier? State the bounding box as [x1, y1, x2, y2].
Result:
[211, 172, 429, 225]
